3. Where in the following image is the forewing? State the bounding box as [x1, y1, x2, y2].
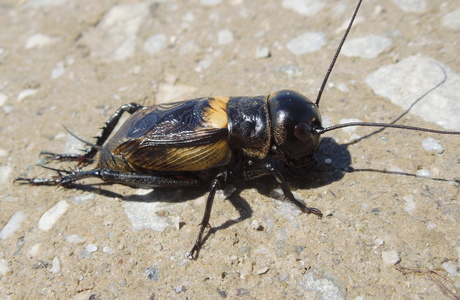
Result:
[112, 97, 232, 171]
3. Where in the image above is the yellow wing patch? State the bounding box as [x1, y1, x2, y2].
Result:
[204, 96, 230, 129]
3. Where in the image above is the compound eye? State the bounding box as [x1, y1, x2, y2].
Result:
[294, 123, 312, 141]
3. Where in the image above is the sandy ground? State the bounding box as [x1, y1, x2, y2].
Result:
[1, 0, 459, 299]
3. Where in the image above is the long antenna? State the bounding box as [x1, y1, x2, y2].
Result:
[315, 0, 362, 106]
[315, 122, 460, 135]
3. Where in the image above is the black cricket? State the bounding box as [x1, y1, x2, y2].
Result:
[16, 0, 460, 259]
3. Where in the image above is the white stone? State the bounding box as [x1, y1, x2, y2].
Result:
[27, 244, 41, 258]
[421, 138, 444, 155]
[0, 165, 12, 189]
[255, 46, 270, 59]
[122, 201, 182, 232]
[0, 211, 26, 239]
[86, 244, 98, 253]
[282, 0, 326, 16]
[217, 29, 233, 45]
[102, 246, 113, 254]
[416, 169, 432, 178]
[390, 0, 426, 12]
[200, 0, 222, 5]
[257, 267, 269, 275]
[25, 33, 56, 49]
[442, 261, 458, 277]
[66, 234, 87, 244]
[0, 259, 11, 276]
[50, 257, 61, 274]
[0, 93, 7, 106]
[382, 250, 401, 265]
[38, 200, 69, 231]
[366, 55, 460, 131]
[442, 8, 460, 30]
[403, 195, 417, 213]
[287, 32, 326, 55]
[28, 0, 69, 7]
[342, 35, 392, 59]
[17, 89, 38, 102]
[82, 3, 149, 61]
[144, 34, 167, 54]
[51, 62, 65, 79]
[426, 221, 437, 230]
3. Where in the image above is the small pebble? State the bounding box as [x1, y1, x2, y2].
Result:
[282, 0, 325, 16]
[217, 29, 233, 45]
[218, 290, 227, 298]
[3, 105, 13, 114]
[422, 138, 444, 155]
[441, 261, 458, 277]
[144, 34, 167, 54]
[79, 249, 91, 259]
[287, 32, 325, 55]
[341, 35, 392, 59]
[73, 193, 94, 203]
[123, 201, 181, 232]
[86, 244, 98, 253]
[51, 62, 65, 78]
[403, 195, 417, 213]
[174, 285, 186, 293]
[374, 239, 384, 247]
[102, 246, 113, 254]
[0, 211, 26, 239]
[251, 220, 264, 231]
[17, 89, 38, 102]
[416, 169, 432, 178]
[27, 244, 41, 258]
[324, 158, 332, 165]
[276, 65, 301, 77]
[0, 259, 12, 276]
[255, 46, 270, 58]
[382, 250, 401, 265]
[0, 165, 12, 188]
[38, 200, 69, 231]
[0, 93, 7, 106]
[195, 59, 212, 72]
[66, 234, 87, 244]
[25, 33, 56, 49]
[145, 267, 160, 282]
[50, 257, 61, 274]
[389, 0, 427, 12]
[426, 221, 437, 230]
[257, 267, 269, 275]
[442, 8, 460, 30]
[200, 0, 222, 5]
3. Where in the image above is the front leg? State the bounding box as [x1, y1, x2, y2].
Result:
[243, 161, 323, 218]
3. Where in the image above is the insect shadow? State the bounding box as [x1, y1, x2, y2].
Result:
[61, 136, 349, 239]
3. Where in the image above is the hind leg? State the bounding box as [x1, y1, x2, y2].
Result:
[16, 167, 199, 188]
[41, 103, 144, 165]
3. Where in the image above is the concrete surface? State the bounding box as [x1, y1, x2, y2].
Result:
[1, 0, 459, 299]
